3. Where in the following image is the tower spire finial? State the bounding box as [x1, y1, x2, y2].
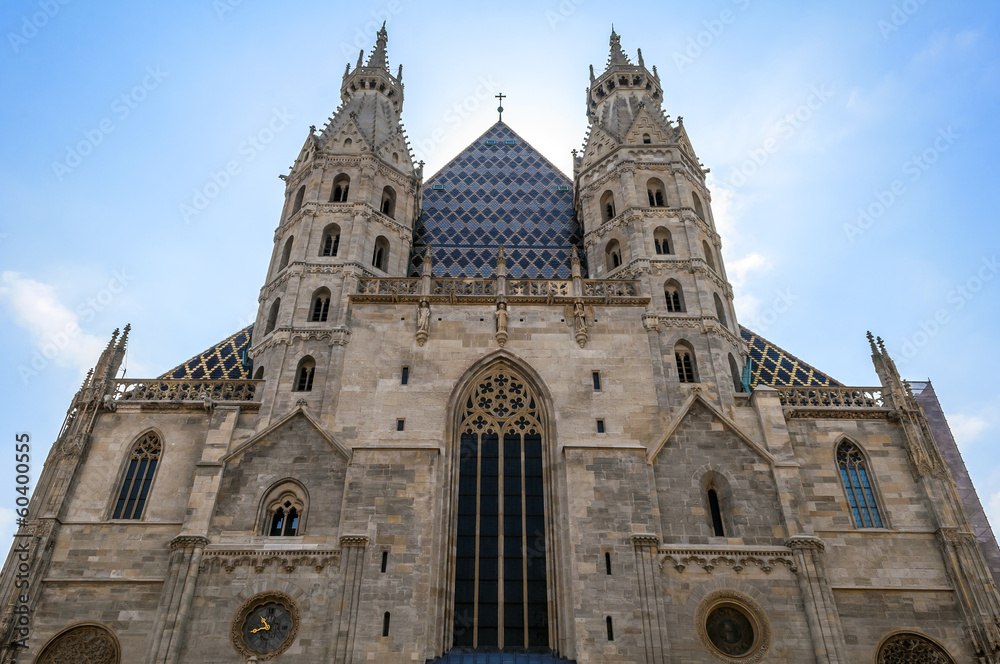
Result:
[607, 26, 631, 68]
[366, 20, 390, 71]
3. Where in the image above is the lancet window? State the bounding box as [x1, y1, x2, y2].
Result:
[453, 369, 549, 650]
[112, 432, 161, 520]
[837, 440, 884, 528]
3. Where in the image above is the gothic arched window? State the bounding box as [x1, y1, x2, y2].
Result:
[278, 235, 294, 271]
[600, 190, 616, 222]
[321, 223, 341, 257]
[260, 481, 307, 537]
[674, 341, 698, 383]
[837, 440, 885, 528]
[702, 240, 717, 272]
[453, 369, 550, 650]
[714, 293, 728, 328]
[265, 298, 280, 335]
[36, 624, 120, 664]
[381, 186, 397, 218]
[372, 235, 390, 271]
[692, 191, 705, 220]
[605, 239, 622, 271]
[653, 226, 672, 254]
[290, 185, 305, 216]
[331, 174, 351, 202]
[310, 288, 331, 322]
[729, 354, 744, 394]
[112, 432, 161, 520]
[664, 280, 684, 313]
[877, 633, 954, 663]
[295, 356, 316, 392]
[647, 178, 667, 208]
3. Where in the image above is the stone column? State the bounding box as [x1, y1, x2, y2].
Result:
[150, 535, 208, 664]
[331, 536, 369, 664]
[786, 536, 848, 664]
[631, 534, 669, 664]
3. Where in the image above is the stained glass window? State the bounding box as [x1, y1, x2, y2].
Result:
[112, 433, 161, 520]
[453, 370, 549, 650]
[837, 440, 884, 528]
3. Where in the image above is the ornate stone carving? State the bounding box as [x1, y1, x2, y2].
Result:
[415, 300, 430, 346]
[201, 549, 340, 574]
[784, 536, 825, 552]
[170, 535, 209, 551]
[877, 633, 955, 664]
[36, 624, 120, 664]
[494, 302, 509, 347]
[339, 535, 370, 548]
[694, 589, 772, 664]
[660, 545, 798, 575]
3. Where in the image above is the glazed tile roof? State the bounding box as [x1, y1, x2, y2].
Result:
[159, 326, 253, 380]
[740, 326, 841, 387]
[161, 324, 840, 389]
[411, 123, 581, 279]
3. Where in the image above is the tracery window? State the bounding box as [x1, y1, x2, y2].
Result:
[877, 633, 954, 664]
[331, 174, 351, 202]
[261, 481, 306, 537]
[653, 226, 672, 254]
[453, 369, 549, 650]
[112, 433, 161, 520]
[675, 342, 697, 383]
[310, 289, 331, 322]
[664, 280, 684, 313]
[381, 186, 397, 218]
[321, 223, 341, 256]
[295, 356, 316, 392]
[837, 440, 884, 528]
[36, 624, 120, 664]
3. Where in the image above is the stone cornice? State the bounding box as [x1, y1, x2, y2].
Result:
[659, 544, 798, 574]
[200, 548, 341, 574]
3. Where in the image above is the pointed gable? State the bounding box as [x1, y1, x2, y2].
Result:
[412, 123, 580, 279]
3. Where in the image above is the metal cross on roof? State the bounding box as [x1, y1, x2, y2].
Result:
[496, 92, 506, 122]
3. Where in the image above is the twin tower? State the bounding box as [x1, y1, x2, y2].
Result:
[250, 25, 745, 421]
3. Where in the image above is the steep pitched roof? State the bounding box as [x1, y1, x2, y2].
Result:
[159, 326, 253, 380]
[411, 122, 580, 279]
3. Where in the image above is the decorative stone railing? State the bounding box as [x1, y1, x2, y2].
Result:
[778, 387, 886, 410]
[111, 379, 263, 404]
[352, 276, 648, 306]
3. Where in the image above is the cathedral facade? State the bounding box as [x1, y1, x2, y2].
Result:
[2, 27, 999, 664]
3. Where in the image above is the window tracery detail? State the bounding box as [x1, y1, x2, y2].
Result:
[837, 440, 884, 528]
[112, 433, 161, 520]
[877, 633, 954, 664]
[36, 624, 120, 664]
[453, 369, 549, 650]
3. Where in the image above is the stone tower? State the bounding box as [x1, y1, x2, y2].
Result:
[576, 29, 746, 406]
[250, 23, 422, 424]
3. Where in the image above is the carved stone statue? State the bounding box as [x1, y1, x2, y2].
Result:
[565, 301, 593, 348]
[416, 300, 430, 346]
[495, 302, 509, 347]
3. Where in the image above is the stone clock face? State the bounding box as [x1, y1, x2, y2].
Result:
[242, 602, 294, 654]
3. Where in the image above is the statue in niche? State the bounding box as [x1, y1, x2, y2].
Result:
[495, 302, 509, 347]
[415, 300, 431, 346]
[565, 301, 594, 348]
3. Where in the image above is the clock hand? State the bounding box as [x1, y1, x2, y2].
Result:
[250, 616, 271, 633]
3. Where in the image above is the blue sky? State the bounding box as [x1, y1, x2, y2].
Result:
[1, 1, 998, 544]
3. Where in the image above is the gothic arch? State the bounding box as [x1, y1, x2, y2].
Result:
[833, 436, 889, 529]
[440, 351, 565, 654]
[257, 478, 310, 536]
[35, 623, 121, 664]
[107, 429, 164, 521]
[874, 631, 955, 664]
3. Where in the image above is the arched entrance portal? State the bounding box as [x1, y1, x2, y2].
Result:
[452, 368, 550, 650]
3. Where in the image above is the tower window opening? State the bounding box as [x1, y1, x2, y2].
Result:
[401, 366, 409, 385]
[605, 239, 622, 271]
[653, 225, 672, 254]
[592, 371, 602, 391]
[397, 419, 405, 431]
[596, 419, 606, 433]
[692, 192, 706, 220]
[265, 299, 281, 334]
[714, 293, 728, 328]
[647, 178, 667, 208]
[381, 551, 389, 573]
[373, 235, 390, 272]
[310, 289, 331, 323]
[382, 612, 391, 637]
[674, 343, 697, 383]
[600, 190, 617, 222]
[321, 223, 341, 257]
[702, 240, 717, 272]
[278, 236, 294, 271]
[605, 552, 612, 575]
[380, 186, 397, 218]
[708, 489, 725, 536]
[642, 133, 651, 144]
[290, 185, 305, 216]
[606, 617, 614, 641]
[295, 357, 316, 392]
[331, 174, 351, 202]
[664, 280, 684, 313]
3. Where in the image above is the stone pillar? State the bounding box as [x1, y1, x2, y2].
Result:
[631, 534, 669, 664]
[786, 537, 848, 664]
[152, 535, 208, 664]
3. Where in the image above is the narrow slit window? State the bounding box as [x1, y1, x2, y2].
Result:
[401, 366, 409, 385]
[606, 617, 614, 641]
[708, 489, 725, 537]
[596, 419, 606, 434]
[396, 419, 405, 431]
[592, 371, 602, 391]
[605, 552, 612, 575]
[381, 551, 388, 573]
[382, 612, 390, 637]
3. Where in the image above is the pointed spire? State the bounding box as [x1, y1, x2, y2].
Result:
[357, 49, 364, 69]
[367, 21, 390, 71]
[608, 26, 632, 67]
[637, 48, 644, 68]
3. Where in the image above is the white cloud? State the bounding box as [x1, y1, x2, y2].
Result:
[988, 491, 1000, 534]
[949, 413, 992, 448]
[0, 271, 106, 378]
